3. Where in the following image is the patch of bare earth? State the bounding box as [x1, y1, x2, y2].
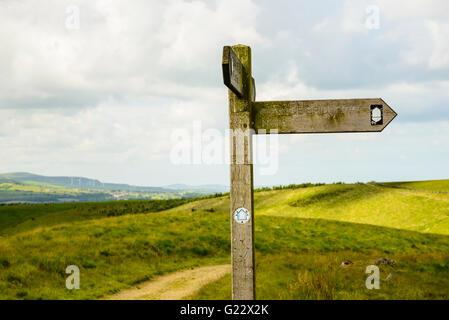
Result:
[102, 264, 230, 300]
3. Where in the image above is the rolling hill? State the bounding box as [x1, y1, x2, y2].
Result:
[0, 181, 448, 299]
[0, 172, 168, 191]
[381, 179, 449, 192]
[0, 172, 228, 204]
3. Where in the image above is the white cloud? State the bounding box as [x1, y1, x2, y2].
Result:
[0, 0, 265, 110]
[377, 0, 449, 21]
[341, 1, 368, 33]
[334, 0, 449, 72]
[427, 21, 449, 69]
[1, 0, 448, 185]
[157, 0, 264, 69]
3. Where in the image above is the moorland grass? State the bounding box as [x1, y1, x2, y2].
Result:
[0, 182, 448, 299]
[168, 183, 449, 235]
[0, 199, 194, 236]
[383, 179, 449, 192]
[188, 250, 449, 300]
[0, 209, 448, 299]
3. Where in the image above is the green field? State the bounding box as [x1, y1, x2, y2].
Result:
[0, 199, 196, 236]
[382, 179, 449, 192]
[0, 182, 448, 299]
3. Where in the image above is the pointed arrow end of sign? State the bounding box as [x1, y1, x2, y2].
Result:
[379, 98, 398, 132]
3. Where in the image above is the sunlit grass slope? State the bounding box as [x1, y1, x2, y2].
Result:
[383, 179, 449, 192]
[256, 184, 449, 235]
[0, 181, 448, 299]
[1, 206, 448, 299]
[0, 199, 196, 236]
[168, 183, 449, 235]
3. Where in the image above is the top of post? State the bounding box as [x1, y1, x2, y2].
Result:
[222, 44, 253, 102]
[233, 44, 250, 49]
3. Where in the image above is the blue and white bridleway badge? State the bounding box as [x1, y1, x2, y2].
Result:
[233, 207, 251, 224]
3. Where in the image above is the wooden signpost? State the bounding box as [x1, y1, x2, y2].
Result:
[222, 44, 397, 300]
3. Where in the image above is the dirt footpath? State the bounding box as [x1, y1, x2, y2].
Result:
[102, 264, 230, 300]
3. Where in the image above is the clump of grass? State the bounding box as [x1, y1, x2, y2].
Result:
[99, 250, 112, 257]
[191, 246, 210, 256]
[0, 258, 11, 268]
[7, 274, 22, 284]
[294, 270, 334, 299]
[16, 291, 28, 298]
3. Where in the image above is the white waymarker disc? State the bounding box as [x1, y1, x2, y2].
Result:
[233, 207, 251, 224]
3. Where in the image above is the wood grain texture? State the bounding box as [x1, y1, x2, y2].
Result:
[253, 98, 397, 134]
[228, 44, 256, 300]
[222, 46, 245, 98]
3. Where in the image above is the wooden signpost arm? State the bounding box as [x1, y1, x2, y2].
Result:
[253, 99, 397, 134]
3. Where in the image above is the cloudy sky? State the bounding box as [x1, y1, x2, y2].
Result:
[0, 0, 448, 187]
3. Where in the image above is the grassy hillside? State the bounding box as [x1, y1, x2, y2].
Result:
[0, 198, 216, 236]
[258, 184, 449, 235]
[168, 183, 449, 235]
[382, 179, 449, 192]
[0, 182, 113, 204]
[0, 182, 448, 299]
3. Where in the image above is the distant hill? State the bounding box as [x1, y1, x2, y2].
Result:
[164, 184, 229, 193]
[0, 172, 168, 192]
[0, 172, 226, 204]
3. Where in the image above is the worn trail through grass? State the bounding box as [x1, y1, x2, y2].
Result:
[102, 264, 230, 300]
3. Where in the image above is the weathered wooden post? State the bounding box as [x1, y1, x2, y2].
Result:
[222, 44, 397, 300]
[223, 45, 256, 300]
